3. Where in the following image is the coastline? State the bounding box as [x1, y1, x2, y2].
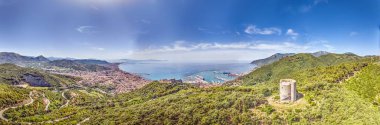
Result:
[119, 62, 256, 85]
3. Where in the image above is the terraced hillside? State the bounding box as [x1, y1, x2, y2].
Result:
[0, 53, 380, 124]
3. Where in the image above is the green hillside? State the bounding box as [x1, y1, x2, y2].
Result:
[0, 63, 79, 87]
[229, 53, 367, 86]
[0, 84, 30, 108]
[345, 63, 380, 104]
[0, 53, 380, 124]
[48, 60, 111, 72]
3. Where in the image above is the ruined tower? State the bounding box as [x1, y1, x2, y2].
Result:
[279, 79, 297, 102]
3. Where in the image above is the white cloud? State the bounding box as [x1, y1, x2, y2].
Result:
[142, 41, 307, 53]
[286, 29, 299, 36]
[128, 41, 334, 62]
[349, 32, 358, 36]
[286, 29, 299, 40]
[77, 26, 98, 34]
[244, 25, 282, 35]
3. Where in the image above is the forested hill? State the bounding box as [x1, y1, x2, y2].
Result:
[250, 51, 330, 67]
[250, 53, 295, 67]
[0, 52, 113, 72]
[0, 52, 380, 124]
[230, 53, 368, 86]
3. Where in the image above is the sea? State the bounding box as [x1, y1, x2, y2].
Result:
[119, 62, 256, 84]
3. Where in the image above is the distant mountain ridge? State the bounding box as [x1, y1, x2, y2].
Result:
[48, 57, 110, 65]
[0, 52, 112, 71]
[72, 59, 110, 65]
[111, 59, 167, 64]
[0, 52, 49, 66]
[311, 51, 330, 57]
[251, 53, 295, 67]
[251, 51, 332, 67]
[48, 59, 111, 72]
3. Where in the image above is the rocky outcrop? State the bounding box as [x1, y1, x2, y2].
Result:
[311, 51, 330, 57]
[22, 73, 51, 87]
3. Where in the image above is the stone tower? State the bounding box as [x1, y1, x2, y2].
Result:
[279, 79, 297, 102]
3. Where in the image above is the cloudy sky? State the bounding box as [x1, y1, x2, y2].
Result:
[0, 0, 379, 62]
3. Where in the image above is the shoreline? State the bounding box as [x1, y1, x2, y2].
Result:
[118, 62, 257, 85]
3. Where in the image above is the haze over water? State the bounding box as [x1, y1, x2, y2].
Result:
[119, 62, 256, 83]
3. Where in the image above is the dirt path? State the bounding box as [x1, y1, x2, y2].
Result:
[42, 93, 50, 111]
[77, 117, 90, 125]
[0, 90, 76, 124]
[0, 91, 34, 122]
[60, 90, 70, 109]
[40, 116, 71, 124]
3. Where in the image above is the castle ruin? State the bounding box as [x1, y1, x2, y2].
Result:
[279, 79, 297, 102]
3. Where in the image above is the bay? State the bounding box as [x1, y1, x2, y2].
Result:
[119, 62, 255, 84]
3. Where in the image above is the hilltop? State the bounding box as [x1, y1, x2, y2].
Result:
[234, 52, 367, 86]
[0, 52, 49, 67]
[250, 51, 331, 67]
[251, 53, 295, 67]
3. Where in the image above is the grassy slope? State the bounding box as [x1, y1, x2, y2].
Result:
[0, 63, 79, 87]
[345, 63, 380, 104]
[229, 54, 326, 86]
[257, 61, 380, 124]
[229, 53, 367, 86]
[1, 54, 380, 124]
[0, 84, 30, 108]
[91, 82, 269, 124]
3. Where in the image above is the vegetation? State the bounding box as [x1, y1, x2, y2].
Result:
[92, 82, 268, 124]
[1, 53, 380, 124]
[0, 84, 30, 108]
[48, 60, 111, 72]
[0, 63, 79, 87]
[228, 53, 366, 86]
[5, 93, 47, 121]
[345, 63, 380, 104]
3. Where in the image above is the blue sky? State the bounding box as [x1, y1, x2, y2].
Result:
[0, 0, 379, 62]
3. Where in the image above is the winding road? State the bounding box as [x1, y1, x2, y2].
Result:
[60, 90, 70, 108]
[42, 93, 51, 111]
[0, 91, 34, 122]
[0, 91, 73, 124]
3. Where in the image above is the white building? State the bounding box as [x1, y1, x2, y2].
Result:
[279, 79, 297, 102]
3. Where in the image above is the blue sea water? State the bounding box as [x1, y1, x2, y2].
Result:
[119, 62, 256, 83]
